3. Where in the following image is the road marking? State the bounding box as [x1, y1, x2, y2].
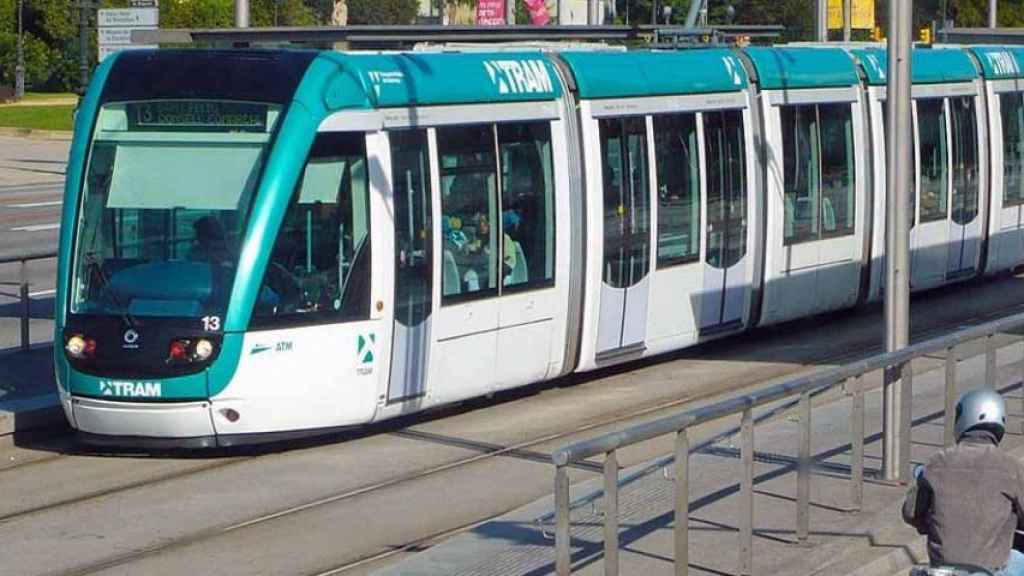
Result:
[11, 223, 60, 232]
[29, 289, 56, 297]
[5, 201, 62, 209]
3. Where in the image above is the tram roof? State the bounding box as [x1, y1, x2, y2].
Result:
[743, 47, 860, 90]
[315, 51, 563, 109]
[558, 49, 749, 99]
[849, 47, 979, 86]
[968, 46, 1024, 80]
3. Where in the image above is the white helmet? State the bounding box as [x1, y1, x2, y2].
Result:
[954, 388, 1006, 442]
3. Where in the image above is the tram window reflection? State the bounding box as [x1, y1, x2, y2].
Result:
[654, 112, 700, 268]
[498, 121, 555, 291]
[252, 132, 371, 326]
[918, 98, 949, 223]
[438, 125, 499, 302]
[599, 117, 650, 289]
[1001, 93, 1024, 207]
[950, 96, 979, 225]
[781, 102, 855, 244]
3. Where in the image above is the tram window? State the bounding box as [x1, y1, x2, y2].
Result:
[781, 103, 855, 244]
[252, 132, 371, 327]
[438, 125, 500, 303]
[918, 99, 949, 223]
[1001, 93, 1024, 207]
[599, 117, 650, 289]
[391, 129, 433, 326]
[705, 109, 747, 269]
[950, 96, 979, 225]
[653, 113, 700, 268]
[498, 122, 555, 291]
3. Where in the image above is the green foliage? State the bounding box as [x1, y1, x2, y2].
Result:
[159, 0, 234, 28]
[348, 0, 418, 24]
[250, 0, 317, 26]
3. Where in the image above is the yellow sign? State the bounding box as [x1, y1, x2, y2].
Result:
[828, 0, 875, 30]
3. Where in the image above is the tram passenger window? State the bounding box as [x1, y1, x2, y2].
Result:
[781, 103, 855, 244]
[599, 117, 650, 289]
[705, 110, 747, 269]
[950, 97, 979, 225]
[438, 125, 499, 302]
[918, 99, 948, 223]
[1001, 93, 1024, 206]
[252, 132, 371, 327]
[654, 113, 700, 268]
[498, 122, 555, 291]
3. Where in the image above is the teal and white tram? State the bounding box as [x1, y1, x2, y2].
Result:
[54, 45, 1024, 446]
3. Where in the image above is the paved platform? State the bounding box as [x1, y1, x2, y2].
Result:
[374, 343, 1024, 576]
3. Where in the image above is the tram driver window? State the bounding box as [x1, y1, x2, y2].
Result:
[781, 103, 855, 244]
[252, 132, 371, 327]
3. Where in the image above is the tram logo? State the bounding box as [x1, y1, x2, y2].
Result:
[483, 60, 553, 96]
[99, 380, 162, 398]
[356, 333, 376, 375]
[122, 329, 140, 350]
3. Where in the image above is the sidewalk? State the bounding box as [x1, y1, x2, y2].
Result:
[0, 343, 63, 442]
[373, 342, 1024, 576]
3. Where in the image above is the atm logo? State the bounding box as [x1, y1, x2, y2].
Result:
[483, 60, 554, 95]
[99, 380, 162, 398]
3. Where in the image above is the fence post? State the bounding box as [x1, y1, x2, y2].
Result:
[945, 346, 957, 447]
[900, 362, 914, 482]
[796, 391, 811, 543]
[849, 376, 864, 512]
[986, 334, 997, 388]
[604, 451, 619, 576]
[556, 465, 571, 576]
[19, 258, 29, 351]
[675, 429, 689, 576]
[739, 407, 754, 576]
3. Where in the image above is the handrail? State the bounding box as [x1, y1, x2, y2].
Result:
[551, 307, 1024, 575]
[0, 250, 58, 351]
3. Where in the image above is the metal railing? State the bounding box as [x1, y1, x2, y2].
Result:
[551, 309, 1024, 576]
[0, 250, 57, 351]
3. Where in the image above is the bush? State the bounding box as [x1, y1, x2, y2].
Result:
[347, 0, 419, 25]
[0, 32, 56, 90]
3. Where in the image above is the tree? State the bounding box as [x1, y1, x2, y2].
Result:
[347, 0, 417, 24]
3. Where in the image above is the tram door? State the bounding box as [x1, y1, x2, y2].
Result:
[947, 96, 981, 277]
[387, 130, 432, 403]
[911, 98, 950, 289]
[700, 110, 748, 331]
[596, 117, 651, 354]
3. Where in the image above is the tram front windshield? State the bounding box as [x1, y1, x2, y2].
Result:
[70, 100, 280, 319]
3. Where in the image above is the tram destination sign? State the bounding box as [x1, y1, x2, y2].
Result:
[127, 102, 268, 132]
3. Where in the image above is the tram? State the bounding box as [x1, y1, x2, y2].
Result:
[54, 44, 1024, 446]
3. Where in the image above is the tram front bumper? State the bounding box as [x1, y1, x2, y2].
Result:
[70, 396, 215, 445]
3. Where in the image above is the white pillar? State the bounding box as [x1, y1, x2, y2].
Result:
[235, 0, 250, 28]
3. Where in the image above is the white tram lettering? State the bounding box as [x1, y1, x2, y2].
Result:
[99, 380, 162, 397]
[484, 60, 553, 95]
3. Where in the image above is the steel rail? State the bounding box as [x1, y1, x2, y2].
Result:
[551, 308, 1024, 575]
[0, 250, 57, 351]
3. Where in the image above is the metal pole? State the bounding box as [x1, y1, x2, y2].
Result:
[684, 0, 703, 28]
[849, 376, 864, 512]
[675, 430, 689, 576]
[739, 407, 754, 576]
[651, 0, 657, 27]
[15, 0, 24, 100]
[989, 0, 998, 28]
[508, 0, 516, 25]
[586, 0, 593, 26]
[843, 0, 852, 42]
[236, 0, 250, 28]
[79, 2, 90, 92]
[555, 465, 571, 576]
[945, 347, 957, 447]
[817, 0, 828, 42]
[883, 0, 913, 483]
[986, 335, 997, 388]
[796, 391, 811, 544]
[604, 451, 619, 576]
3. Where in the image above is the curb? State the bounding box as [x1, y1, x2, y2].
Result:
[0, 127, 73, 140]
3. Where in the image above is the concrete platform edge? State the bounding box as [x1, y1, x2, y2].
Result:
[0, 127, 73, 141]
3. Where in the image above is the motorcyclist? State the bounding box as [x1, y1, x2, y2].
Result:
[903, 388, 1024, 576]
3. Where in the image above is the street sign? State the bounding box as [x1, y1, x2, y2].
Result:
[129, 0, 159, 6]
[98, 26, 156, 46]
[98, 44, 158, 62]
[828, 0, 874, 30]
[98, 8, 159, 28]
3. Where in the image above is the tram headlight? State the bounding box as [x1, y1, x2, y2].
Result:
[193, 339, 214, 362]
[65, 334, 96, 359]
